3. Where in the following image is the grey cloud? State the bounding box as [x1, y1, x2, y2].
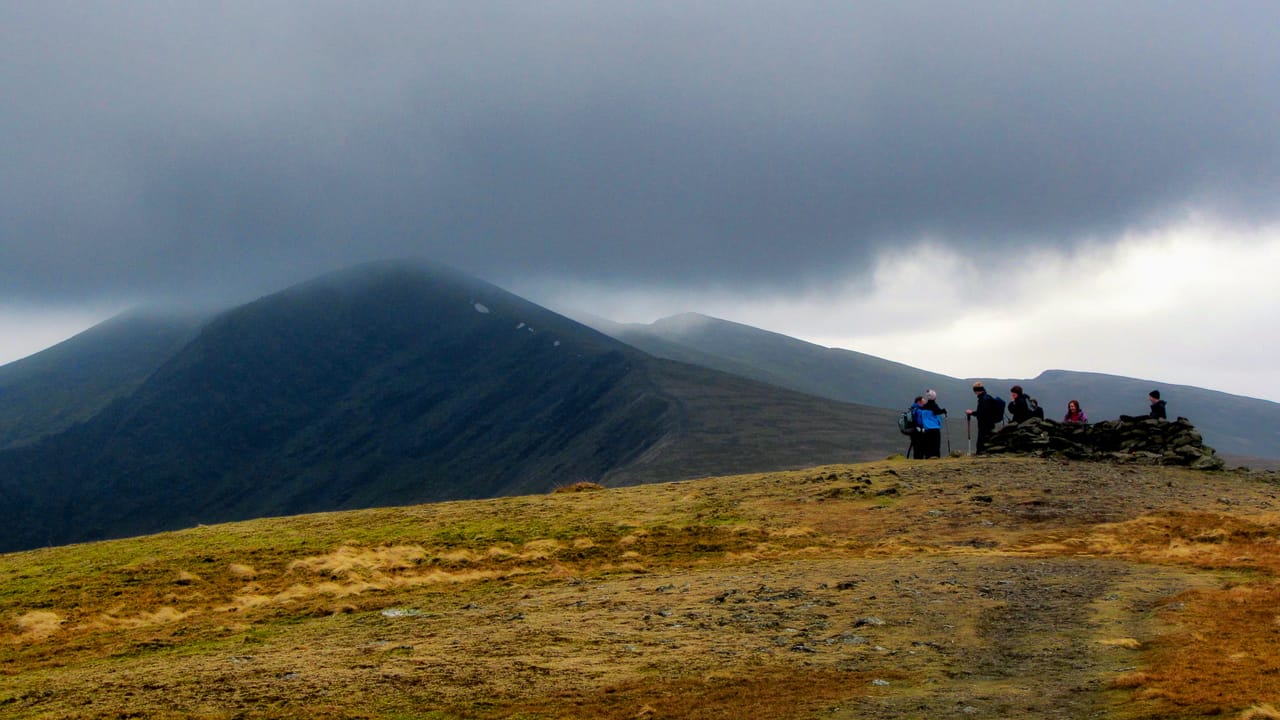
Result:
[2, 1, 1278, 304]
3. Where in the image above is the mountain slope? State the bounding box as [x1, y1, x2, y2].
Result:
[0, 262, 900, 552]
[0, 311, 206, 449]
[582, 312, 1280, 459]
[576, 312, 978, 414]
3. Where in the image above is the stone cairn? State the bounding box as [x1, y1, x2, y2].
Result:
[983, 416, 1225, 470]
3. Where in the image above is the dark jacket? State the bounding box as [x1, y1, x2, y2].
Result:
[923, 399, 947, 418]
[973, 392, 1002, 429]
[1007, 394, 1033, 424]
[1149, 399, 1167, 420]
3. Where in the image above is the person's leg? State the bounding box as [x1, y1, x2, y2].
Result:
[925, 429, 941, 458]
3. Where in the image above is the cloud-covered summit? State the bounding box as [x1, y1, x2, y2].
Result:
[3, 2, 1279, 305]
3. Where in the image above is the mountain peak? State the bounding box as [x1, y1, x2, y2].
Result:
[650, 312, 718, 333]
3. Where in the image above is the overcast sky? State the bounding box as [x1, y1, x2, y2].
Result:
[3, 2, 1279, 401]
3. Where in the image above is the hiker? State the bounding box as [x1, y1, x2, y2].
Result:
[915, 392, 944, 458]
[904, 396, 925, 458]
[1007, 385, 1033, 423]
[964, 381, 1004, 454]
[1005, 385, 1045, 423]
[1122, 390, 1167, 422]
[1147, 389, 1167, 419]
[923, 389, 947, 419]
[1063, 399, 1088, 424]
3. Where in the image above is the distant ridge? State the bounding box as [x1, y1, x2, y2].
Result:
[0, 310, 207, 450]
[579, 312, 1280, 459]
[0, 261, 900, 552]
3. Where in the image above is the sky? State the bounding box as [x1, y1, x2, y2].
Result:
[2, 2, 1278, 401]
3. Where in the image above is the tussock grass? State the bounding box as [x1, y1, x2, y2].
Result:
[9, 611, 61, 643]
[553, 481, 605, 493]
[1111, 582, 1280, 717]
[1100, 637, 1144, 650]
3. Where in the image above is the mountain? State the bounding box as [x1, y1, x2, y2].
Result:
[578, 312, 971, 411]
[0, 262, 900, 552]
[0, 311, 206, 450]
[580, 312, 1280, 460]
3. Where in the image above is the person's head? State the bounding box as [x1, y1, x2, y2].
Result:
[1010, 384, 1023, 397]
[926, 389, 937, 401]
[972, 381, 985, 395]
[1149, 389, 1161, 403]
[1068, 400, 1081, 413]
[914, 395, 924, 406]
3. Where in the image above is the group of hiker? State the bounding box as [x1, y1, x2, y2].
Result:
[905, 383, 1169, 457]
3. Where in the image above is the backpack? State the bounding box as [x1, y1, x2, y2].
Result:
[898, 407, 917, 435]
[984, 395, 1006, 425]
[1028, 397, 1045, 419]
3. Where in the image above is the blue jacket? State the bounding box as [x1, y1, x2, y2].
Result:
[912, 405, 943, 431]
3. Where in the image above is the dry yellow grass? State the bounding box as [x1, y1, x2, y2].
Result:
[1, 457, 1278, 719]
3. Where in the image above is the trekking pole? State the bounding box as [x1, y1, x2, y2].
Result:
[944, 416, 952, 456]
[966, 415, 972, 455]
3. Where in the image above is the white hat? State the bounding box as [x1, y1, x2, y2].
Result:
[926, 389, 937, 400]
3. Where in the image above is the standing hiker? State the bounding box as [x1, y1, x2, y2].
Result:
[919, 390, 946, 458]
[964, 381, 1004, 454]
[903, 396, 926, 458]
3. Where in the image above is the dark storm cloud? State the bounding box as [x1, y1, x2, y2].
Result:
[2, 1, 1278, 303]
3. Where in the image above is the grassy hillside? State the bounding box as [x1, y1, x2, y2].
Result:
[4, 457, 1279, 719]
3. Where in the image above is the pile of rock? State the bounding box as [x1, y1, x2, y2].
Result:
[983, 416, 1225, 470]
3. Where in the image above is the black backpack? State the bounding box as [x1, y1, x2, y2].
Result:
[984, 395, 1006, 425]
[1028, 397, 1045, 419]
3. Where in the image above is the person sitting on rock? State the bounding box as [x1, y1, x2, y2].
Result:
[1147, 389, 1167, 419]
[1063, 399, 1088, 424]
[1121, 390, 1168, 422]
[1007, 385, 1034, 423]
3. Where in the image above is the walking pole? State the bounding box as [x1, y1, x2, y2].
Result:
[944, 416, 952, 456]
[966, 415, 972, 455]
